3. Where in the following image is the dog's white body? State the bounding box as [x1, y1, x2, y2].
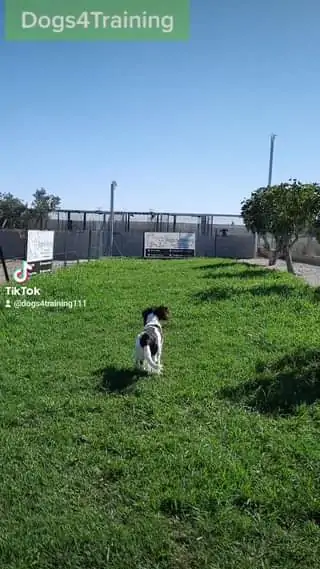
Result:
[134, 313, 163, 374]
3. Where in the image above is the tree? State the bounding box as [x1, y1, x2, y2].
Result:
[31, 188, 61, 214]
[241, 179, 320, 274]
[0, 188, 61, 229]
[28, 188, 61, 228]
[0, 193, 28, 228]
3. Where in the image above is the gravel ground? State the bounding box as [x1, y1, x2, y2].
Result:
[238, 257, 320, 287]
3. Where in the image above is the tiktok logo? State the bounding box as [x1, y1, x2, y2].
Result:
[13, 261, 34, 284]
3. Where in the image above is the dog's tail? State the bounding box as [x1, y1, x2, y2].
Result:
[140, 333, 160, 371]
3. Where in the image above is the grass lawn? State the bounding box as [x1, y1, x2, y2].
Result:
[1, 258, 320, 569]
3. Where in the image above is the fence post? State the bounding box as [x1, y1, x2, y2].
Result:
[109, 181, 117, 256]
[98, 230, 103, 258]
[23, 229, 28, 261]
[63, 232, 68, 267]
[88, 229, 92, 261]
[0, 246, 10, 282]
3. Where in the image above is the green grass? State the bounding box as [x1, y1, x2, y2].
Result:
[1, 258, 320, 569]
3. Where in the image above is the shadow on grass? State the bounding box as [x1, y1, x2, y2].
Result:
[220, 348, 320, 417]
[195, 261, 239, 270]
[194, 283, 297, 302]
[201, 268, 272, 280]
[94, 366, 144, 395]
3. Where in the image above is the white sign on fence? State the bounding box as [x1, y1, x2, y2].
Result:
[144, 232, 195, 258]
[26, 230, 55, 275]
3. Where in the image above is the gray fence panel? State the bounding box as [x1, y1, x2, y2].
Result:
[196, 235, 215, 257]
[53, 231, 90, 261]
[89, 230, 103, 259]
[0, 228, 255, 262]
[215, 234, 255, 259]
[111, 231, 144, 257]
[0, 230, 26, 259]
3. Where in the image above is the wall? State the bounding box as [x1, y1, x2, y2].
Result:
[258, 235, 320, 266]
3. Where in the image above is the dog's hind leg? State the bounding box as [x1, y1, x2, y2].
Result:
[135, 360, 144, 371]
[155, 345, 163, 372]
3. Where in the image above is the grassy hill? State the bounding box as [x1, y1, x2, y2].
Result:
[1, 258, 320, 569]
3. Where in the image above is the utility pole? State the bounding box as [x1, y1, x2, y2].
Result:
[254, 133, 276, 258]
[266, 134, 276, 260]
[268, 133, 276, 187]
[109, 180, 117, 256]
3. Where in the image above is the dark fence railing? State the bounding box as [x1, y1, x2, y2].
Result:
[1, 209, 245, 233]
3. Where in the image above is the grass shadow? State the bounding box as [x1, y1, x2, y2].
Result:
[201, 268, 273, 280]
[313, 286, 320, 302]
[247, 284, 296, 297]
[220, 348, 320, 417]
[195, 288, 232, 302]
[194, 283, 297, 303]
[195, 261, 239, 270]
[94, 366, 144, 395]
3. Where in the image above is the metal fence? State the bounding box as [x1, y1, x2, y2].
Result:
[0, 227, 255, 263]
[7, 209, 245, 234]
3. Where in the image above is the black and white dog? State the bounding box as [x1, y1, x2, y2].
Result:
[134, 306, 169, 374]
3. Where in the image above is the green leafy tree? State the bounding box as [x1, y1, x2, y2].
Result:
[0, 193, 28, 228]
[241, 179, 320, 274]
[31, 188, 61, 213]
[28, 188, 61, 228]
[0, 189, 61, 229]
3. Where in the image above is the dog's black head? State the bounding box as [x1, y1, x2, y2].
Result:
[142, 306, 170, 325]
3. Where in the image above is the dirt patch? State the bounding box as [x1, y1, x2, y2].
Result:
[238, 257, 320, 287]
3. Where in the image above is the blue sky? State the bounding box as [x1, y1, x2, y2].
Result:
[0, 0, 319, 214]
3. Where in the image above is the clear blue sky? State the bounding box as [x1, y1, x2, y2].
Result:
[0, 0, 319, 214]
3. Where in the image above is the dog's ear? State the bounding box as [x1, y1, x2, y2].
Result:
[142, 307, 153, 324]
[155, 305, 170, 320]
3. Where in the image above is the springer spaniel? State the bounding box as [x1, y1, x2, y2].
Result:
[134, 306, 169, 374]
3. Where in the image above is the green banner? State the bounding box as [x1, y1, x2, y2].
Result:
[5, 0, 190, 41]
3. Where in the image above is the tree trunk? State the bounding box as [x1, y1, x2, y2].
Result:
[268, 249, 280, 266]
[284, 246, 295, 274]
[262, 235, 271, 251]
